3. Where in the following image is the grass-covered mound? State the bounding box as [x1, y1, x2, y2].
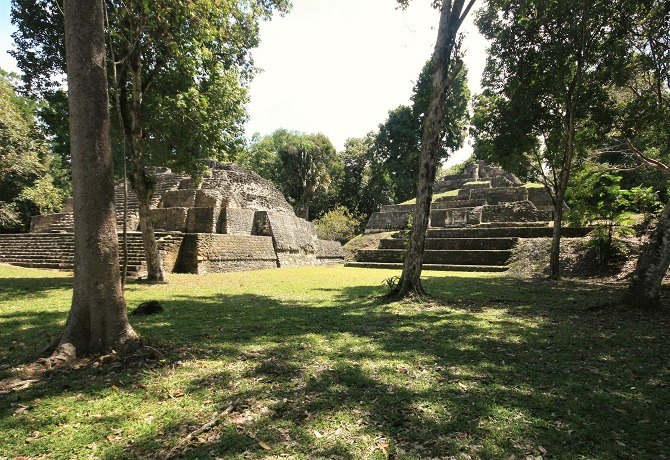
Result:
[1, 265, 669, 459]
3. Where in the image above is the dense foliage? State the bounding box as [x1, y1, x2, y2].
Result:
[0, 70, 68, 232]
[372, 61, 470, 204]
[239, 129, 338, 220]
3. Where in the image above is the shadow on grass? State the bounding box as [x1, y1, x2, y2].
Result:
[2, 273, 669, 458]
[0, 275, 73, 302]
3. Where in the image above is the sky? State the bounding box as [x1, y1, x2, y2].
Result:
[0, 0, 488, 164]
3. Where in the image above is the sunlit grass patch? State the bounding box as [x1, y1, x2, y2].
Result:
[1, 265, 669, 458]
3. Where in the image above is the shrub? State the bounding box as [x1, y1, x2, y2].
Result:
[313, 206, 363, 244]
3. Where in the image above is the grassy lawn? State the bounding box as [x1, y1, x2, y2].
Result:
[1, 264, 669, 459]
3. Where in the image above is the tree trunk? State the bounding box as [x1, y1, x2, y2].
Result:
[129, 63, 164, 282]
[47, 0, 138, 363]
[395, 0, 474, 298]
[549, 191, 564, 278]
[624, 197, 670, 309]
[295, 184, 315, 220]
[549, 102, 577, 278]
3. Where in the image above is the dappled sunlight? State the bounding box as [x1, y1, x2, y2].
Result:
[1, 265, 669, 458]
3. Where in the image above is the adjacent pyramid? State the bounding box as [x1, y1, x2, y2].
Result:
[1, 163, 343, 275]
[347, 162, 591, 272]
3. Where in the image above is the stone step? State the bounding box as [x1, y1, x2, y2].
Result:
[344, 262, 509, 272]
[0, 232, 183, 273]
[426, 226, 592, 239]
[379, 237, 518, 251]
[356, 249, 512, 266]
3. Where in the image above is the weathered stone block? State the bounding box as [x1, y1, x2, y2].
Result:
[30, 213, 74, 233]
[162, 190, 196, 208]
[253, 211, 325, 267]
[432, 199, 488, 209]
[527, 187, 563, 212]
[430, 207, 482, 227]
[462, 181, 492, 190]
[174, 233, 277, 274]
[470, 187, 529, 204]
[220, 208, 256, 235]
[186, 207, 221, 233]
[195, 189, 225, 208]
[365, 211, 412, 232]
[316, 239, 345, 262]
[150, 208, 188, 232]
[481, 201, 549, 223]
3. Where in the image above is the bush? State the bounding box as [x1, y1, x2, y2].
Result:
[0, 202, 22, 233]
[313, 206, 363, 244]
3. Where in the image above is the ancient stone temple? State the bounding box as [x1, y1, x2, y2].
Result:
[0, 163, 343, 275]
[347, 162, 590, 272]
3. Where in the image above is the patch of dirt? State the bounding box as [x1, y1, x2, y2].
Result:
[506, 234, 646, 282]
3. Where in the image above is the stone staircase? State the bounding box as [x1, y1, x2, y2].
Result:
[113, 168, 188, 231]
[346, 224, 593, 272]
[348, 161, 593, 272]
[0, 232, 183, 276]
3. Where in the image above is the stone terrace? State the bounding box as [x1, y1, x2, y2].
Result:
[0, 163, 343, 276]
[347, 162, 590, 272]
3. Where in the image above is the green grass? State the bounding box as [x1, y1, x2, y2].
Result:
[1, 264, 669, 459]
[399, 189, 459, 205]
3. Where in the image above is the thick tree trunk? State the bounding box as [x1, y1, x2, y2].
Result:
[549, 103, 577, 278]
[396, 0, 474, 298]
[295, 184, 315, 220]
[624, 197, 670, 309]
[48, 0, 138, 363]
[133, 167, 164, 282]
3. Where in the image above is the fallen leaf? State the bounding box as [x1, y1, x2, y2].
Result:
[314, 430, 323, 439]
[258, 441, 271, 450]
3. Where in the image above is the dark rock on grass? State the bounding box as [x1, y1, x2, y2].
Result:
[131, 301, 164, 315]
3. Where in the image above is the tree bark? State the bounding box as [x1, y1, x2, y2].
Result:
[395, 0, 474, 298]
[47, 0, 138, 363]
[129, 59, 164, 283]
[624, 197, 670, 309]
[549, 99, 577, 278]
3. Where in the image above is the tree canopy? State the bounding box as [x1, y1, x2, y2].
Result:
[0, 70, 66, 232]
[240, 129, 338, 220]
[11, 0, 290, 281]
[473, 0, 630, 277]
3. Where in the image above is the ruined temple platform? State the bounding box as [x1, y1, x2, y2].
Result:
[0, 164, 344, 276]
[347, 162, 591, 272]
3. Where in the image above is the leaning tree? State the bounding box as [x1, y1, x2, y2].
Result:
[619, 0, 670, 308]
[45, 0, 138, 364]
[394, 0, 475, 298]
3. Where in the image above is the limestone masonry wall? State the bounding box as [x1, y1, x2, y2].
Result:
[363, 161, 558, 233]
[25, 163, 343, 274]
[175, 234, 277, 274]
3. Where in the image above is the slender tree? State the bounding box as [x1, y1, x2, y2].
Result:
[394, 0, 475, 298]
[11, 0, 289, 282]
[44, 0, 138, 364]
[474, 0, 629, 278]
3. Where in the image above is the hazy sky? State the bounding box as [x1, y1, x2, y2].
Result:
[0, 0, 487, 163]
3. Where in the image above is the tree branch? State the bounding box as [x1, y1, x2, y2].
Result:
[626, 138, 670, 174]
